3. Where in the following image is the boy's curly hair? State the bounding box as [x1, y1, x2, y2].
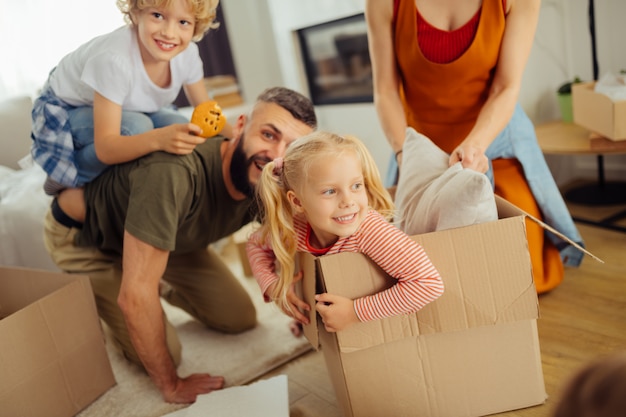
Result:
[117, 0, 219, 41]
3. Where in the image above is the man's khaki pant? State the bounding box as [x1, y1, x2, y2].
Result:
[43, 208, 257, 368]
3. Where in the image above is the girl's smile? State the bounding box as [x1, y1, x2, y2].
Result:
[334, 213, 358, 224]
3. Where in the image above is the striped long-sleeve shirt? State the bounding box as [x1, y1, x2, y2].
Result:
[246, 210, 444, 322]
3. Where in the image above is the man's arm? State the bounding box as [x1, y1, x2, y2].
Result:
[118, 230, 224, 403]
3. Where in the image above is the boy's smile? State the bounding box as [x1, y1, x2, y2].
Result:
[133, 0, 196, 83]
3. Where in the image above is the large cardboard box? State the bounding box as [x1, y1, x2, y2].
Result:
[299, 197, 552, 417]
[572, 81, 626, 141]
[0, 267, 115, 417]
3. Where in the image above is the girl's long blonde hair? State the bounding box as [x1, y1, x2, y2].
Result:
[255, 131, 394, 313]
[117, 0, 219, 41]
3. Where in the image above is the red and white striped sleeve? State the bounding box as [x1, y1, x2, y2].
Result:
[246, 231, 279, 302]
[352, 212, 444, 322]
[246, 218, 310, 302]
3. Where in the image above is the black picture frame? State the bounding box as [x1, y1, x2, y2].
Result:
[296, 13, 373, 105]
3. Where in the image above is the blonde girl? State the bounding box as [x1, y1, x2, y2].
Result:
[247, 132, 444, 332]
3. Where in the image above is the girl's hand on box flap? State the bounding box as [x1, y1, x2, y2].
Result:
[267, 272, 311, 326]
[315, 293, 359, 332]
[287, 271, 310, 326]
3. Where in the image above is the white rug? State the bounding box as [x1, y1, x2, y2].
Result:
[78, 239, 311, 417]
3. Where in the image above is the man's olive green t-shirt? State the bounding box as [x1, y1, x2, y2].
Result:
[77, 137, 255, 256]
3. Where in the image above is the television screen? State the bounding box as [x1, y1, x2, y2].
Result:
[296, 14, 373, 105]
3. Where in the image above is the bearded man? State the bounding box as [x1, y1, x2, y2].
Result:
[44, 87, 316, 404]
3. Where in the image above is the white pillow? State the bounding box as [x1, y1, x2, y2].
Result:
[394, 128, 498, 235]
[0, 96, 33, 170]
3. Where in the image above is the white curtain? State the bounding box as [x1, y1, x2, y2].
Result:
[0, 0, 123, 100]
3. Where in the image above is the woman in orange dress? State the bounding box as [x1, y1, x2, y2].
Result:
[365, 0, 585, 293]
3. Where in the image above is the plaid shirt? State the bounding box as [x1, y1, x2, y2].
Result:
[31, 84, 78, 187]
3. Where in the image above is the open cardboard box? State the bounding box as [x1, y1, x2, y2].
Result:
[298, 196, 596, 417]
[0, 267, 115, 417]
[572, 81, 626, 141]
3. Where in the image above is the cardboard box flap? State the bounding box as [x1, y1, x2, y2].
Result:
[573, 81, 626, 140]
[300, 252, 417, 351]
[302, 216, 539, 353]
[411, 217, 539, 333]
[0, 267, 115, 417]
[0, 267, 79, 318]
[299, 252, 320, 349]
[495, 196, 602, 264]
[318, 253, 419, 353]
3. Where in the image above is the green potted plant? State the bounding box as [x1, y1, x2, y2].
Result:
[556, 76, 582, 123]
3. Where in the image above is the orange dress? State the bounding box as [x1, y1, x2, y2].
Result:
[393, 0, 563, 293]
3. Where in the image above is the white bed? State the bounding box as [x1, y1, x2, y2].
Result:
[0, 95, 58, 271]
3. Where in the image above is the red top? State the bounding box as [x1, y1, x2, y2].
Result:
[394, 0, 506, 64]
[392, 0, 506, 152]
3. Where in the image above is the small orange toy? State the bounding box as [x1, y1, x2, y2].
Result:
[190, 100, 226, 138]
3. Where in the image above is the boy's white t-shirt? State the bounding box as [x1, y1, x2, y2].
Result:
[49, 25, 204, 112]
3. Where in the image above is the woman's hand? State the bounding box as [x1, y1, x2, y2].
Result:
[449, 142, 489, 173]
[315, 293, 359, 332]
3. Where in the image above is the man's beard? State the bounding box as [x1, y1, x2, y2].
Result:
[229, 133, 261, 199]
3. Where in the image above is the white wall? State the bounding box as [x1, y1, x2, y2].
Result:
[0, 1, 123, 98]
[224, 0, 626, 186]
[219, 1, 283, 103]
[546, 0, 626, 186]
[221, 0, 389, 174]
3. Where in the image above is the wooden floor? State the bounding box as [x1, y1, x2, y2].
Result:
[255, 197, 626, 417]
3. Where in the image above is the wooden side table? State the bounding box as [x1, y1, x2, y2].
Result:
[535, 121, 626, 155]
[535, 121, 626, 233]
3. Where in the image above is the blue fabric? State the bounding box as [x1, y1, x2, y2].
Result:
[67, 106, 109, 185]
[67, 106, 188, 185]
[31, 83, 189, 187]
[386, 103, 585, 267]
[31, 84, 78, 187]
[485, 104, 585, 267]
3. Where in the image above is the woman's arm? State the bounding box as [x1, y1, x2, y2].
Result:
[365, 0, 409, 163]
[450, 0, 541, 170]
